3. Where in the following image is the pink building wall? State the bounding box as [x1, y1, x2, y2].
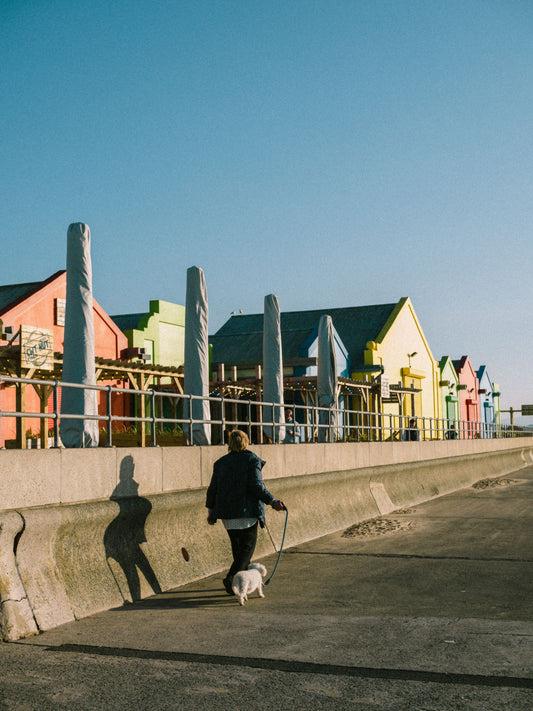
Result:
[0, 271, 128, 446]
[453, 355, 480, 438]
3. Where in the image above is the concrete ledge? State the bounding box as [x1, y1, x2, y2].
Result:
[0, 439, 531, 510]
[1, 441, 531, 641]
[12, 490, 278, 635]
[0, 511, 38, 641]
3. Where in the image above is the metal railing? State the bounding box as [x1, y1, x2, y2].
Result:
[0, 373, 530, 448]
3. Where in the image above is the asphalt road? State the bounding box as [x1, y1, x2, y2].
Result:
[1, 466, 532, 710]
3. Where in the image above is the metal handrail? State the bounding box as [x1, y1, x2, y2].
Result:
[0, 373, 529, 448]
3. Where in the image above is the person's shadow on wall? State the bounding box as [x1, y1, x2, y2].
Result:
[104, 455, 162, 602]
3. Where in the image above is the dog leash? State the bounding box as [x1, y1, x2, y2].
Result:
[264, 505, 288, 586]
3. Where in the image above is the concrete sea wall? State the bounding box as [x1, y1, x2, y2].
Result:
[0, 439, 532, 641]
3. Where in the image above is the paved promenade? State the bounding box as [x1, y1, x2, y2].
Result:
[1, 466, 532, 710]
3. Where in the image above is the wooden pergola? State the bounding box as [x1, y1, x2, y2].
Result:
[0, 345, 184, 448]
[208, 364, 421, 442]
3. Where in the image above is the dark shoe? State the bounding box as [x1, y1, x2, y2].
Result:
[223, 577, 235, 595]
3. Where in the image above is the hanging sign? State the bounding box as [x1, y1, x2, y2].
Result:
[380, 375, 390, 398]
[20, 326, 54, 370]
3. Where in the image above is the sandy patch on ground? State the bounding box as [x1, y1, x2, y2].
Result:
[342, 517, 416, 538]
[472, 477, 520, 490]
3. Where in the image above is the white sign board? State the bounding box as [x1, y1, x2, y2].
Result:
[380, 375, 390, 399]
[21, 326, 54, 370]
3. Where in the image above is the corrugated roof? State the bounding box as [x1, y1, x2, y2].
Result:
[210, 302, 398, 368]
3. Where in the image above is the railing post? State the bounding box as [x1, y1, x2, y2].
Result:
[150, 389, 157, 446]
[188, 394, 193, 446]
[106, 385, 113, 447]
[52, 381, 60, 447]
[220, 395, 226, 445]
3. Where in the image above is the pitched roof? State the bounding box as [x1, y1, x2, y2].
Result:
[0, 271, 65, 316]
[210, 302, 398, 369]
[110, 313, 147, 332]
[452, 356, 468, 372]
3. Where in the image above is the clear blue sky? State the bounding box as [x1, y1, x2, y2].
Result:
[2, 0, 532, 421]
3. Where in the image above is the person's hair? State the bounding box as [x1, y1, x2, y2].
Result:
[228, 429, 249, 452]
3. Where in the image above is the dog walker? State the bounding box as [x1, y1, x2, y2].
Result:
[264, 504, 288, 586]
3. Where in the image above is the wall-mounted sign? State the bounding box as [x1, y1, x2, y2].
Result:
[21, 326, 54, 370]
[55, 298, 66, 326]
[380, 375, 390, 399]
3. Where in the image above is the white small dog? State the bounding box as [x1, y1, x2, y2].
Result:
[231, 563, 267, 605]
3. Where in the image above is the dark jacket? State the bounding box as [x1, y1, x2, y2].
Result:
[205, 450, 275, 527]
[403, 427, 420, 441]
